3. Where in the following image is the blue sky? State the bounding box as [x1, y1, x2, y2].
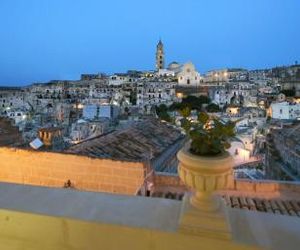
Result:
[0, 0, 299, 85]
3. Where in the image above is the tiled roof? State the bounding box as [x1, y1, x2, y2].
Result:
[222, 195, 300, 217]
[66, 119, 184, 162]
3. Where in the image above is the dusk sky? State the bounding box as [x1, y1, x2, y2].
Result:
[0, 0, 300, 86]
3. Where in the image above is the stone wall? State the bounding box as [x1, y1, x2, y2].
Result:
[151, 172, 188, 195]
[233, 179, 300, 193]
[0, 147, 146, 194]
[154, 172, 185, 187]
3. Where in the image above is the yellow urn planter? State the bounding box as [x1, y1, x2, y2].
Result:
[177, 144, 234, 212]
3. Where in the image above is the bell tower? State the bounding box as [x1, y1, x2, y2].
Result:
[156, 39, 165, 71]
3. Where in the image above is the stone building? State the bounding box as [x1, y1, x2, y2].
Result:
[0, 117, 23, 146]
[209, 83, 257, 108]
[280, 80, 300, 96]
[38, 127, 65, 150]
[269, 101, 300, 120]
[108, 74, 137, 86]
[249, 69, 272, 85]
[82, 104, 120, 121]
[70, 118, 109, 143]
[0, 87, 27, 113]
[177, 62, 202, 87]
[204, 68, 248, 83]
[136, 81, 176, 108]
[81, 73, 106, 81]
[6, 110, 27, 125]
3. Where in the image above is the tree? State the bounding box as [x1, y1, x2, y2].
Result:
[129, 91, 137, 105]
[206, 103, 220, 113]
[124, 107, 130, 114]
[179, 106, 191, 132]
[181, 95, 211, 110]
[156, 104, 172, 122]
[281, 89, 295, 97]
[179, 106, 191, 118]
[169, 102, 179, 111]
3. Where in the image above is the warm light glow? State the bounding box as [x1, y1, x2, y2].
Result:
[77, 104, 84, 109]
[177, 93, 183, 98]
[227, 107, 239, 115]
[294, 97, 300, 104]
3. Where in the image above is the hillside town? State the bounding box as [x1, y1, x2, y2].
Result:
[1, 40, 300, 184]
[2, 0, 300, 247]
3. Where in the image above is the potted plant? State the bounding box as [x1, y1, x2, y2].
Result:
[177, 108, 236, 211]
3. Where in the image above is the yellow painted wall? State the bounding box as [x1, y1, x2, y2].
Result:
[0, 209, 259, 250]
[0, 147, 146, 194]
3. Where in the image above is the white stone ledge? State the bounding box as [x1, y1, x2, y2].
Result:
[0, 182, 182, 232]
